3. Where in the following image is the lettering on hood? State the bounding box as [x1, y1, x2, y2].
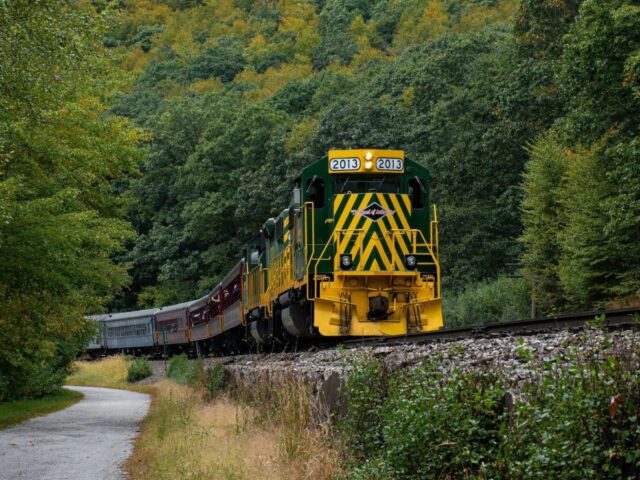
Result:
[351, 202, 395, 222]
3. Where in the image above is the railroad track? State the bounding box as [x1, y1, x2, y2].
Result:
[93, 307, 640, 360]
[340, 306, 640, 349]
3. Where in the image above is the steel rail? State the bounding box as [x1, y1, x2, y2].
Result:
[340, 306, 640, 349]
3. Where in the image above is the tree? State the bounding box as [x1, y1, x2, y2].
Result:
[0, 1, 142, 399]
[520, 135, 569, 313]
[521, 0, 640, 310]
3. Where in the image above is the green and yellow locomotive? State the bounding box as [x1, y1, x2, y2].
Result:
[243, 149, 442, 342]
[87, 149, 443, 356]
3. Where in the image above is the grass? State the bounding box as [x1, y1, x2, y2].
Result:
[72, 357, 342, 479]
[67, 355, 153, 393]
[240, 374, 342, 479]
[127, 380, 284, 480]
[0, 388, 83, 430]
[127, 376, 342, 480]
[67, 355, 130, 388]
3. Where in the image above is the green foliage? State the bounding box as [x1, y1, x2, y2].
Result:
[521, 0, 640, 312]
[186, 38, 245, 83]
[340, 352, 640, 479]
[341, 358, 507, 479]
[201, 362, 226, 401]
[505, 353, 640, 479]
[520, 135, 569, 313]
[0, 1, 141, 400]
[127, 357, 154, 383]
[444, 276, 532, 327]
[105, 0, 639, 311]
[338, 356, 388, 462]
[166, 354, 201, 385]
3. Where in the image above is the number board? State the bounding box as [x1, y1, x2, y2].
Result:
[376, 157, 404, 171]
[330, 157, 361, 172]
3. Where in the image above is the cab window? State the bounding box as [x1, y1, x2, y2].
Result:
[408, 177, 425, 209]
[333, 176, 400, 194]
[306, 177, 325, 208]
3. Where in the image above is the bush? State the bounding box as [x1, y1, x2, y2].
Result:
[342, 358, 506, 479]
[339, 349, 640, 480]
[504, 351, 640, 479]
[166, 354, 201, 385]
[338, 355, 388, 463]
[127, 357, 153, 383]
[444, 276, 532, 327]
[201, 362, 226, 401]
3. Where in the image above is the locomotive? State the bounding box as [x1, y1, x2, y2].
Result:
[88, 149, 442, 355]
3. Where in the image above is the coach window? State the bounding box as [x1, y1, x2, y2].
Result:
[409, 177, 425, 209]
[306, 177, 325, 208]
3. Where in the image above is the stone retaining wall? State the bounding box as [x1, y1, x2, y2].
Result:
[217, 328, 640, 411]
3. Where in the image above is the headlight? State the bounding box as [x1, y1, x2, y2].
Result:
[405, 255, 417, 270]
[340, 254, 353, 270]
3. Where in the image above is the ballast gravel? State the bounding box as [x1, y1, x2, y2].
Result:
[215, 329, 640, 407]
[0, 386, 150, 480]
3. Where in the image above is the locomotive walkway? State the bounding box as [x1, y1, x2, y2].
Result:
[0, 386, 150, 480]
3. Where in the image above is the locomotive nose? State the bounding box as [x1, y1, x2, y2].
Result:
[368, 295, 390, 320]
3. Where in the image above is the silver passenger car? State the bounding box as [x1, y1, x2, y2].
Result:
[103, 308, 158, 349]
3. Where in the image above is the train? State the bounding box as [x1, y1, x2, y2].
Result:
[87, 149, 443, 355]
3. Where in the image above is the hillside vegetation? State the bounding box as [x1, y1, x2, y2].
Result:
[1, 0, 639, 399]
[109, 0, 640, 321]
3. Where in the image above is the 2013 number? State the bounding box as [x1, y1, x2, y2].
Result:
[330, 158, 360, 171]
[376, 158, 403, 171]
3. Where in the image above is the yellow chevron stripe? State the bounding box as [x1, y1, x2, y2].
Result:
[334, 194, 359, 231]
[377, 195, 410, 257]
[369, 258, 381, 272]
[348, 194, 374, 260]
[402, 194, 411, 216]
[361, 232, 393, 270]
[343, 193, 372, 258]
[390, 194, 412, 231]
[333, 193, 414, 272]
[374, 216, 404, 269]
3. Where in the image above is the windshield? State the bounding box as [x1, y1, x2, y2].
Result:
[333, 175, 401, 194]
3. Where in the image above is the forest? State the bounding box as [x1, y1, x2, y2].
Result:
[1, 0, 639, 399]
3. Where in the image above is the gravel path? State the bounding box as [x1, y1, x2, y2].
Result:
[0, 386, 150, 480]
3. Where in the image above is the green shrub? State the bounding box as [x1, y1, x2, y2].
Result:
[338, 356, 388, 463]
[201, 362, 226, 401]
[127, 357, 153, 383]
[504, 352, 640, 479]
[444, 276, 532, 327]
[166, 354, 202, 385]
[340, 350, 640, 480]
[342, 360, 506, 480]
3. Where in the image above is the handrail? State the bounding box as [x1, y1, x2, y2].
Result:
[389, 227, 441, 298]
[265, 244, 293, 314]
[303, 201, 315, 273]
[309, 238, 333, 300]
[246, 264, 265, 311]
[305, 205, 442, 301]
[431, 204, 439, 261]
